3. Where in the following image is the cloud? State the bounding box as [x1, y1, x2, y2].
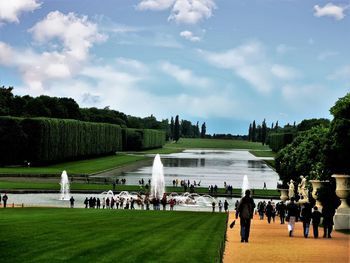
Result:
[314, 3, 346, 20]
[0, 0, 41, 23]
[317, 51, 338, 60]
[0, 11, 106, 93]
[327, 65, 350, 80]
[271, 64, 300, 80]
[160, 61, 210, 88]
[29, 11, 107, 60]
[137, 0, 216, 24]
[180, 30, 201, 42]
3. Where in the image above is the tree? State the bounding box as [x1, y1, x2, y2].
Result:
[261, 119, 267, 145]
[0, 86, 14, 115]
[170, 117, 174, 140]
[201, 122, 206, 138]
[325, 93, 350, 174]
[252, 120, 256, 142]
[174, 115, 180, 142]
[248, 123, 252, 141]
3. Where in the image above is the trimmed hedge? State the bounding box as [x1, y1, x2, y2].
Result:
[122, 128, 166, 151]
[268, 132, 295, 152]
[0, 116, 122, 165]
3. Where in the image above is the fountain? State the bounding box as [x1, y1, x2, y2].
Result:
[151, 154, 165, 199]
[242, 175, 249, 197]
[59, 170, 70, 200]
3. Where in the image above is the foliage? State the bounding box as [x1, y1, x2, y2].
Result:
[0, 116, 123, 165]
[174, 115, 180, 142]
[275, 126, 330, 184]
[297, 118, 330, 132]
[201, 122, 206, 138]
[0, 209, 227, 263]
[325, 93, 350, 174]
[122, 128, 166, 151]
[268, 132, 295, 152]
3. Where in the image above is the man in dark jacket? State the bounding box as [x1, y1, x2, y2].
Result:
[236, 190, 256, 243]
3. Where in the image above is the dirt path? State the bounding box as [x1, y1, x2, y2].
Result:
[224, 212, 349, 263]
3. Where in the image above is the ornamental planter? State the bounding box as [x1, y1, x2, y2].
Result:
[332, 174, 350, 230]
[309, 180, 329, 208]
[279, 189, 288, 202]
[332, 174, 350, 209]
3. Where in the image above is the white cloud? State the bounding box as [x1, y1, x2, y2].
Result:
[137, 0, 216, 24]
[160, 61, 210, 88]
[271, 64, 300, 80]
[180, 30, 201, 42]
[29, 11, 107, 60]
[136, 0, 175, 11]
[169, 0, 216, 24]
[317, 51, 338, 60]
[314, 3, 346, 20]
[0, 12, 106, 93]
[328, 65, 350, 80]
[0, 0, 41, 23]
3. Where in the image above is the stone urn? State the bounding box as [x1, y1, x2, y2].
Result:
[279, 189, 288, 202]
[309, 180, 329, 208]
[332, 174, 350, 209]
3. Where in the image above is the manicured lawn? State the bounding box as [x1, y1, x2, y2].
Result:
[249, 150, 276, 158]
[0, 154, 148, 175]
[165, 138, 271, 150]
[0, 208, 227, 263]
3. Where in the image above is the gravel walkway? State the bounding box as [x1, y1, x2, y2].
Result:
[224, 212, 349, 263]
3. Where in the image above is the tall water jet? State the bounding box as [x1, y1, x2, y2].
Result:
[242, 175, 249, 197]
[151, 154, 165, 199]
[60, 170, 70, 200]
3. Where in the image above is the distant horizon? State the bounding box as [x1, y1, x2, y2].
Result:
[1, 0, 349, 134]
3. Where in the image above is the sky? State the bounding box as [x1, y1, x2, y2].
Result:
[0, 0, 349, 135]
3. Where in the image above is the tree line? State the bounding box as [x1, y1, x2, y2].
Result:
[0, 86, 206, 141]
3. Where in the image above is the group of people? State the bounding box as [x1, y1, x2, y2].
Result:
[0, 193, 8, 208]
[211, 199, 229, 212]
[82, 193, 178, 211]
[233, 189, 339, 244]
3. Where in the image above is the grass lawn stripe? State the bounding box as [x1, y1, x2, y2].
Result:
[0, 208, 227, 263]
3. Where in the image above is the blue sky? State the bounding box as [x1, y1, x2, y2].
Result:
[0, 0, 349, 134]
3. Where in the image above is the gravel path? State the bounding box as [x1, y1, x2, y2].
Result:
[224, 212, 349, 262]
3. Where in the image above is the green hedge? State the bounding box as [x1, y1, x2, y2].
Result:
[122, 128, 166, 151]
[268, 132, 295, 152]
[0, 117, 122, 165]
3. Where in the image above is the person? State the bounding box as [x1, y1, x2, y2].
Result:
[224, 200, 229, 212]
[2, 193, 8, 208]
[212, 201, 216, 212]
[322, 202, 338, 238]
[69, 196, 75, 208]
[265, 201, 273, 224]
[84, 197, 88, 208]
[311, 206, 322, 238]
[286, 197, 299, 237]
[97, 198, 101, 209]
[102, 197, 106, 209]
[271, 200, 276, 223]
[236, 189, 255, 243]
[300, 201, 312, 238]
[218, 200, 223, 212]
[263, 182, 267, 190]
[279, 201, 287, 224]
[169, 198, 175, 211]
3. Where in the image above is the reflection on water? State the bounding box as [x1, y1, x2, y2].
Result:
[119, 150, 279, 189]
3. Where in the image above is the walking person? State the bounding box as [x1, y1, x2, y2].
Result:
[311, 206, 322, 238]
[286, 197, 299, 237]
[224, 200, 229, 212]
[265, 201, 273, 224]
[212, 201, 216, 212]
[279, 201, 287, 224]
[236, 190, 255, 243]
[301, 201, 312, 238]
[69, 196, 75, 208]
[2, 193, 8, 208]
[84, 197, 88, 208]
[218, 200, 223, 212]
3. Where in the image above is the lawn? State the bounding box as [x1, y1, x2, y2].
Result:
[0, 154, 149, 175]
[0, 208, 227, 263]
[249, 150, 276, 158]
[165, 138, 271, 150]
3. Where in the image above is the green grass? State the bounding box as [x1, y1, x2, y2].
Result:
[165, 138, 271, 150]
[0, 154, 148, 175]
[0, 208, 227, 263]
[249, 150, 276, 158]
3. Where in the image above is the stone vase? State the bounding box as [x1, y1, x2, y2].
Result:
[279, 189, 288, 202]
[309, 180, 329, 208]
[332, 174, 350, 230]
[332, 174, 350, 209]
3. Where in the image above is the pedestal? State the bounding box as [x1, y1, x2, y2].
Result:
[334, 208, 350, 230]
